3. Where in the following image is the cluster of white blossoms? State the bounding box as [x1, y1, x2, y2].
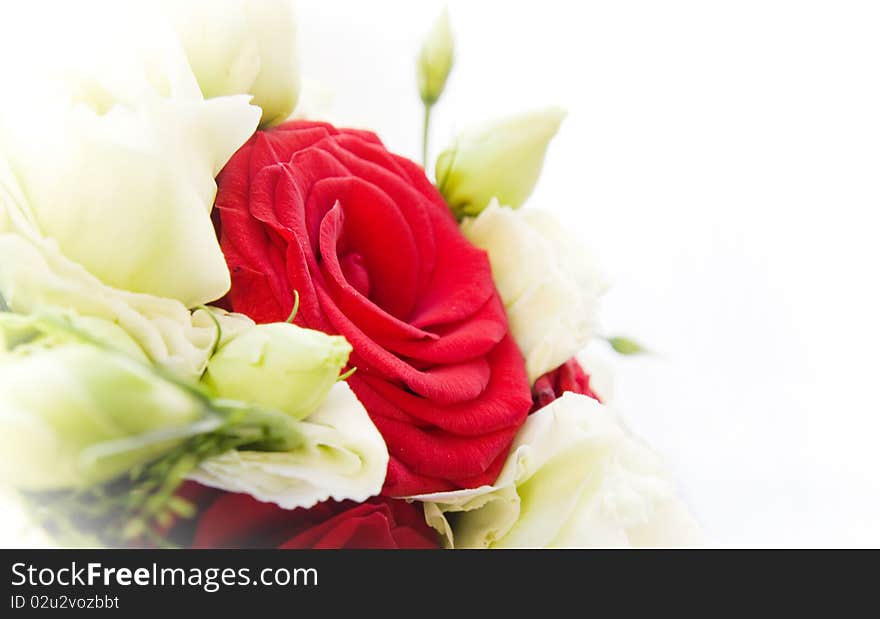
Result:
[0, 0, 388, 513]
[0, 0, 701, 547]
[420, 14, 701, 545]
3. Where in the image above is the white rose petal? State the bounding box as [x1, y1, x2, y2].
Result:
[0, 162, 253, 381]
[576, 345, 617, 403]
[165, 0, 300, 127]
[188, 382, 389, 509]
[0, 5, 260, 308]
[290, 77, 333, 121]
[413, 393, 702, 548]
[461, 201, 609, 382]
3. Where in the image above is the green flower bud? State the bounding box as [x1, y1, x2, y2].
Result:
[0, 346, 206, 490]
[417, 9, 454, 106]
[436, 107, 566, 217]
[202, 323, 352, 421]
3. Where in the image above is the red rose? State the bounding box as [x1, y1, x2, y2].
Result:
[171, 483, 437, 549]
[531, 357, 601, 412]
[215, 121, 531, 496]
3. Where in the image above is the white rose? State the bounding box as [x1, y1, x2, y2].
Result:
[165, 0, 300, 127]
[413, 393, 702, 548]
[0, 161, 253, 381]
[461, 201, 609, 382]
[0, 5, 260, 308]
[189, 382, 389, 509]
[576, 345, 617, 403]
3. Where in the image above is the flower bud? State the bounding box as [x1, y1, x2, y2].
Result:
[436, 107, 565, 217]
[0, 345, 205, 490]
[165, 0, 301, 127]
[202, 323, 352, 420]
[417, 9, 454, 106]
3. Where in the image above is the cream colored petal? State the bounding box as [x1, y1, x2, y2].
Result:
[412, 394, 702, 548]
[462, 202, 607, 381]
[189, 382, 389, 509]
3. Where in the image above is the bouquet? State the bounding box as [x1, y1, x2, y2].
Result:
[0, 0, 701, 549]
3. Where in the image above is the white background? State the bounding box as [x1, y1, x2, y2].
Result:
[293, 0, 880, 547]
[2, 0, 879, 547]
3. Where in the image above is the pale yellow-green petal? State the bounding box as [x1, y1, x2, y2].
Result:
[411, 394, 702, 548]
[166, 0, 300, 127]
[0, 345, 204, 490]
[202, 323, 352, 421]
[437, 107, 565, 216]
[189, 382, 389, 509]
[461, 202, 608, 382]
[0, 10, 260, 308]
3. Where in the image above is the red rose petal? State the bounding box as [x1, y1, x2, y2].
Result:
[216, 120, 533, 495]
[530, 357, 602, 412]
[185, 490, 438, 550]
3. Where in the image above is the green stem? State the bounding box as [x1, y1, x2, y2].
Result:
[196, 305, 223, 356]
[285, 290, 300, 324]
[422, 103, 433, 168]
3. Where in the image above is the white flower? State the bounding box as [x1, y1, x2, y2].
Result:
[189, 382, 389, 509]
[165, 0, 300, 127]
[203, 322, 352, 421]
[0, 6, 260, 308]
[576, 345, 617, 403]
[461, 201, 608, 382]
[413, 393, 702, 548]
[0, 161, 253, 381]
[0, 342, 207, 490]
[436, 107, 564, 217]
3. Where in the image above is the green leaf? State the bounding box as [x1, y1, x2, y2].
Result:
[607, 336, 648, 355]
